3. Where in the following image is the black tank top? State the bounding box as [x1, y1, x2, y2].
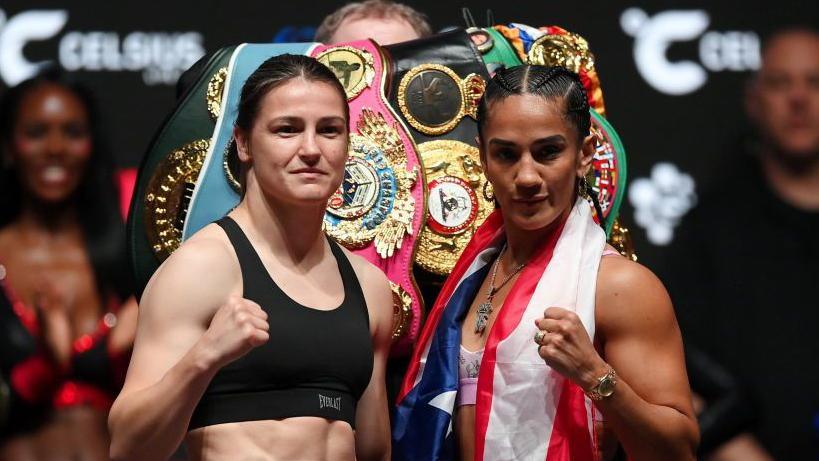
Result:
[189, 217, 374, 430]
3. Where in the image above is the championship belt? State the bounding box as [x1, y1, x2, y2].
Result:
[383, 30, 494, 280]
[127, 44, 315, 296]
[128, 45, 234, 296]
[587, 109, 627, 235]
[525, 25, 606, 117]
[311, 40, 426, 356]
[469, 26, 523, 75]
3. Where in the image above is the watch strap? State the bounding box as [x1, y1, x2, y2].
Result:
[585, 365, 617, 401]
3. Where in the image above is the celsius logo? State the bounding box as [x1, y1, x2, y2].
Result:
[0, 8, 205, 87]
[621, 8, 760, 95]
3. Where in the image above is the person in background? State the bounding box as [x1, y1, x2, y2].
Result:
[663, 27, 819, 460]
[0, 70, 138, 461]
[315, 0, 432, 45]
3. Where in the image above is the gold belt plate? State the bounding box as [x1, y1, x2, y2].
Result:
[397, 64, 485, 136]
[323, 109, 418, 259]
[206, 67, 228, 121]
[144, 139, 209, 261]
[316, 46, 376, 102]
[390, 282, 413, 340]
[527, 32, 595, 73]
[415, 140, 493, 275]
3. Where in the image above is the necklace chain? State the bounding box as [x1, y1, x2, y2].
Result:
[475, 245, 526, 334]
[487, 245, 525, 298]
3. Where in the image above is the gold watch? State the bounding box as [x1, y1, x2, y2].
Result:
[585, 365, 617, 401]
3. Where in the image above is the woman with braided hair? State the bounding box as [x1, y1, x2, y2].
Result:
[393, 65, 698, 461]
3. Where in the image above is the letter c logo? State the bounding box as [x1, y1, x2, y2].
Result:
[0, 9, 68, 86]
[621, 8, 710, 95]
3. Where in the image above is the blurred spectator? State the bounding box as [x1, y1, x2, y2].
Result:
[0, 70, 137, 460]
[315, 0, 432, 45]
[663, 27, 819, 460]
[686, 346, 772, 461]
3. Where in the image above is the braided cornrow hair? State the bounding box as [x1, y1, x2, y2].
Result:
[477, 65, 605, 228]
[477, 65, 590, 143]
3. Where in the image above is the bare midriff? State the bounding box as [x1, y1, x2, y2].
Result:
[186, 417, 355, 461]
[455, 405, 476, 461]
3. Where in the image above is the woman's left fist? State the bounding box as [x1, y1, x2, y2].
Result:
[534, 306, 608, 391]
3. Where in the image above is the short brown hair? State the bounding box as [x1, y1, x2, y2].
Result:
[315, 0, 432, 43]
[235, 54, 349, 132]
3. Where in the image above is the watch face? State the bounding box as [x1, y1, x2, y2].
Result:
[598, 375, 616, 397]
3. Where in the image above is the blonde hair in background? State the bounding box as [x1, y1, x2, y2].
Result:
[315, 0, 433, 43]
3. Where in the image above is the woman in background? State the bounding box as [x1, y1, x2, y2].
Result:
[0, 70, 137, 461]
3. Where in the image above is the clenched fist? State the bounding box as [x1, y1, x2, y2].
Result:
[198, 297, 269, 369]
[534, 306, 608, 392]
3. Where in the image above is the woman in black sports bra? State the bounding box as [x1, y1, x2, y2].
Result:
[108, 54, 394, 461]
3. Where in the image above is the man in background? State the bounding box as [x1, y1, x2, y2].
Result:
[664, 27, 819, 460]
[315, 0, 432, 45]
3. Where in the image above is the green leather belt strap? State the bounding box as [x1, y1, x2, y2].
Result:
[481, 27, 523, 69]
[127, 47, 236, 298]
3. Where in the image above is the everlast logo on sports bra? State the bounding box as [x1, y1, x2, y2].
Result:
[318, 394, 342, 411]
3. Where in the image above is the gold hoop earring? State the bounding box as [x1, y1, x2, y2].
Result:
[482, 181, 495, 202]
[223, 138, 242, 193]
[577, 174, 590, 200]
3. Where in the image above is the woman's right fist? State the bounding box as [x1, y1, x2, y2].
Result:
[198, 297, 269, 369]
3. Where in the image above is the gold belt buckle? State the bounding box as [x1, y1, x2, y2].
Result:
[397, 64, 485, 136]
[415, 140, 493, 275]
[315, 46, 376, 101]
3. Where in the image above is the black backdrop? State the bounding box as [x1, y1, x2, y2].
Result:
[2, 0, 817, 266]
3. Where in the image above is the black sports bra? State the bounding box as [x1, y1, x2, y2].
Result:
[188, 217, 374, 430]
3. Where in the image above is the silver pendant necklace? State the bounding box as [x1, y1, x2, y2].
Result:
[475, 245, 526, 335]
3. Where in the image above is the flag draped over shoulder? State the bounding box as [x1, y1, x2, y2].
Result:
[393, 199, 607, 461]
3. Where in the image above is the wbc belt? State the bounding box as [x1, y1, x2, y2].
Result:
[311, 40, 426, 356]
[127, 43, 238, 296]
[468, 26, 523, 75]
[383, 30, 494, 281]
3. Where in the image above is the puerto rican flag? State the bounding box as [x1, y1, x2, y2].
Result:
[393, 200, 606, 461]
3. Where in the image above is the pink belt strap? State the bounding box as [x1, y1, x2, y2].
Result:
[311, 40, 426, 356]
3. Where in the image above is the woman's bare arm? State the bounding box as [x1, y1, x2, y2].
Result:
[593, 258, 698, 460]
[350, 257, 393, 461]
[108, 233, 268, 461]
[536, 257, 698, 461]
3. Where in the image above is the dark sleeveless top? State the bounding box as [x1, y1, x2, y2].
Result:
[188, 217, 374, 430]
